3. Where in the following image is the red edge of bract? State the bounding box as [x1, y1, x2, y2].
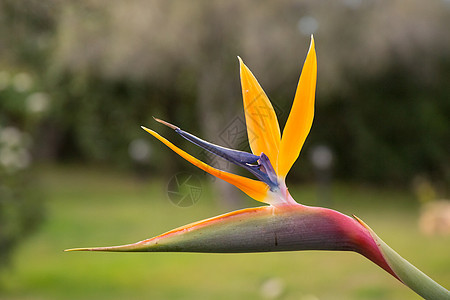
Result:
[352, 215, 401, 282]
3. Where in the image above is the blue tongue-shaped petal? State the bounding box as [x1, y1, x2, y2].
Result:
[153, 117, 279, 190]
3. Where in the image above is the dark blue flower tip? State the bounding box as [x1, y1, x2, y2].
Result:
[153, 117, 279, 190]
[258, 153, 278, 187]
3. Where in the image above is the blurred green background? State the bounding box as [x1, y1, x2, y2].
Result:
[0, 0, 449, 299]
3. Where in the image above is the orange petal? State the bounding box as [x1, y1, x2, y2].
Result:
[239, 57, 281, 171]
[278, 36, 317, 178]
[141, 127, 269, 203]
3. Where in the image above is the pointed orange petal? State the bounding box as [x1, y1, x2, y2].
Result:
[239, 57, 281, 171]
[141, 127, 269, 203]
[278, 36, 317, 178]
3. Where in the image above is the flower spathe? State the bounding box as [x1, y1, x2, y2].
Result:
[66, 36, 449, 299]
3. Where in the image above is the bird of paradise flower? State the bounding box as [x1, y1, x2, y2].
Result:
[66, 37, 448, 299]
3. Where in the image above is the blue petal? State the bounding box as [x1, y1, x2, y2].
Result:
[154, 117, 279, 190]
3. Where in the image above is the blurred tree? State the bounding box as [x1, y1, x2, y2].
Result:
[0, 72, 44, 270]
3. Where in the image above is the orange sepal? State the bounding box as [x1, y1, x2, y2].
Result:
[239, 57, 281, 171]
[278, 36, 317, 178]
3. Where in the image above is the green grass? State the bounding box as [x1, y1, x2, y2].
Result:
[1, 165, 449, 299]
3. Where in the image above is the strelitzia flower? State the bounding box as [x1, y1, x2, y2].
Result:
[67, 37, 449, 299]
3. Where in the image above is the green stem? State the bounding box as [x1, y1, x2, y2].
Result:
[356, 217, 449, 299]
[379, 237, 448, 299]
